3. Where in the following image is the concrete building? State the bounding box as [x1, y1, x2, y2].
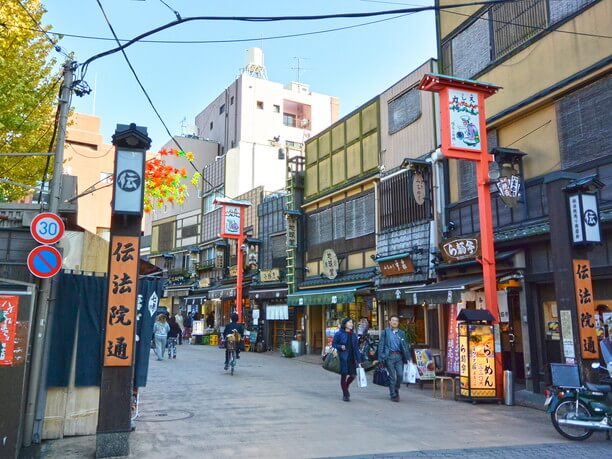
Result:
[195, 48, 340, 198]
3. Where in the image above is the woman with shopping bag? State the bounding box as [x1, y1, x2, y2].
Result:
[332, 318, 363, 402]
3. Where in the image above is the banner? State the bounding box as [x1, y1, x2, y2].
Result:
[0, 296, 19, 366]
[572, 259, 600, 359]
[445, 303, 460, 374]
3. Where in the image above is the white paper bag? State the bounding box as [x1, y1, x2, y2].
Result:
[357, 366, 368, 388]
[404, 361, 418, 384]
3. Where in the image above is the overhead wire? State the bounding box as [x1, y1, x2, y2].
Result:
[79, 0, 525, 73]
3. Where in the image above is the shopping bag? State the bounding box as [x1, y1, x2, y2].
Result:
[373, 366, 390, 387]
[357, 366, 368, 388]
[404, 361, 418, 384]
[322, 349, 341, 374]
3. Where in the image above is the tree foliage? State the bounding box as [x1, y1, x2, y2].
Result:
[0, 0, 60, 201]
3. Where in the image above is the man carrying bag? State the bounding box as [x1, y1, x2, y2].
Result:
[378, 315, 411, 402]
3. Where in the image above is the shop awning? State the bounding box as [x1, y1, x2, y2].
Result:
[287, 284, 369, 306]
[249, 287, 288, 300]
[377, 275, 484, 304]
[266, 305, 289, 320]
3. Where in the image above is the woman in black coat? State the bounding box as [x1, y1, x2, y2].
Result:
[332, 317, 363, 402]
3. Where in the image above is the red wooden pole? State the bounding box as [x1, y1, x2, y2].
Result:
[475, 94, 503, 398]
[236, 231, 245, 323]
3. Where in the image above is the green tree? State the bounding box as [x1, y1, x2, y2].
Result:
[0, 0, 60, 201]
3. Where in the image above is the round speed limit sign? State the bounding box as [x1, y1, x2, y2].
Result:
[30, 212, 65, 245]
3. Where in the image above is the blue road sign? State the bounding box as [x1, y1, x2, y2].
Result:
[27, 245, 62, 278]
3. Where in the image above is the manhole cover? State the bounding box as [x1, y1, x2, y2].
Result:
[137, 409, 194, 422]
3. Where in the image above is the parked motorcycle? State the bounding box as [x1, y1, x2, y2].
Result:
[545, 361, 612, 440]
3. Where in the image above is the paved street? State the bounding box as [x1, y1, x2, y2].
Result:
[42, 345, 610, 458]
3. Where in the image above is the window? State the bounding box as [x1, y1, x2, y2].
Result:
[451, 14, 491, 79]
[230, 96, 234, 105]
[182, 224, 198, 239]
[273, 104, 280, 113]
[210, 121, 213, 130]
[491, 0, 547, 59]
[257, 101, 264, 109]
[219, 104, 225, 115]
[388, 87, 421, 134]
[157, 221, 174, 252]
[283, 113, 296, 127]
[182, 254, 191, 270]
[203, 190, 223, 214]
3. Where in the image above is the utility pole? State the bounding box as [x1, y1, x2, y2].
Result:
[23, 59, 75, 446]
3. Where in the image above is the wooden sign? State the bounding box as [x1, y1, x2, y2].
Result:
[440, 236, 481, 263]
[572, 259, 600, 359]
[378, 256, 414, 277]
[321, 249, 339, 280]
[104, 235, 140, 366]
[0, 296, 19, 366]
[260, 268, 280, 283]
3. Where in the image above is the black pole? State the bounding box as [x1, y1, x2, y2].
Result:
[96, 124, 150, 458]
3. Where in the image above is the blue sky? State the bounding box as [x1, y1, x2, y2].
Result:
[42, 0, 437, 151]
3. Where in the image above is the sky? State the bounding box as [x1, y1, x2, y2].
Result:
[42, 0, 438, 152]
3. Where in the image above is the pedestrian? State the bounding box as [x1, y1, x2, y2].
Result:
[184, 311, 193, 343]
[174, 311, 184, 345]
[167, 316, 182, 359]
[206, 311, 215, 329]
[153, 314, 170, 361]
[378, 315, 411, 402]
[332, 318, 363, 402]
[223, 313, 244, 370]
[357, 316, 370, 336]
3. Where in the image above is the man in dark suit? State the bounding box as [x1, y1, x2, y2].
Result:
[378, 315, 411, 402]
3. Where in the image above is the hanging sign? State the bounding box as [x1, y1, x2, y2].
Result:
[113, 149, 145, 215]
[104, 235, 140, 366]
[568, 193, 601, 245]
[286, 217, 297, 248]
[260, 268, 280, 283]
[440, 236, 481, 263]
[30, 212, 65, 245]
[221, 205, 241, 238]
[572, 259, 600, 359]
[321, 249, 339, 280]
[0, 296, 19, 366]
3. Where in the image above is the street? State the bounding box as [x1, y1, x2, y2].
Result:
[41, 345, 610, 458]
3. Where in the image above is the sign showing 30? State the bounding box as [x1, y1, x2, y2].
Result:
[30, 212, 65, 245]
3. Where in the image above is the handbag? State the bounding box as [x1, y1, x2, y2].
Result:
[322, 349, 341, 374]
[373, 366, 390, 387]
[357, 366, 368, 388]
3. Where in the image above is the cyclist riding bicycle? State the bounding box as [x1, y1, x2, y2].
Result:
[223, 313, 244, 370]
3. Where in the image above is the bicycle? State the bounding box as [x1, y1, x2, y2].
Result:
[225, 331, 241, 375]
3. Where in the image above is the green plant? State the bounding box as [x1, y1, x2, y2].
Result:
[280, 343, 295, 358]
[399, 323, 418, 345]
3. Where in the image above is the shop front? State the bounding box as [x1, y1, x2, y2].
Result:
[287, 283, 377, 355]
[249, 285, 292, 352]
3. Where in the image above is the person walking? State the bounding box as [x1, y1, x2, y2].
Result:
[167, 316, 182, 359]
[378, 315, 411, 402]
[153, 314, 170, 361]
[332, 318, 363, 402]
[174, 311, 184, 345]
[184, 311, 193, 343]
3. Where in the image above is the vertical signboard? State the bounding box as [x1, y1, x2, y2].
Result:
[468, 325, 497, 398]
[448, 89, 482, 151]
[0, 296, 19, 366]
[459, 323, 469, 397]
[220, 205, 242, 238]
[104, 236, 140, 366]
[113, 150, 145, 215]
[572, 259, 600, 359]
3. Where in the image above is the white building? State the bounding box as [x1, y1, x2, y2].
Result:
[195, 48, 339, 197]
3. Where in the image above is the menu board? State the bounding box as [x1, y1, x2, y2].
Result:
[414, 348, 436, 381]
[467, 324, 496, 398]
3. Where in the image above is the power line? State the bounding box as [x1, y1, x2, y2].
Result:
[79, 0, 520, 71]
[158, 0, 182, 21]
[95, 0, 218, 194]
[12, 12, 416, 46]
[14, 0, 69, 56]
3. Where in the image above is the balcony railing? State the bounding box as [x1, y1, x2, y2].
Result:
[195, 259, 216, 271]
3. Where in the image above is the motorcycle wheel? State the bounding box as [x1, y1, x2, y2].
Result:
[551, 399, 595, 441]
